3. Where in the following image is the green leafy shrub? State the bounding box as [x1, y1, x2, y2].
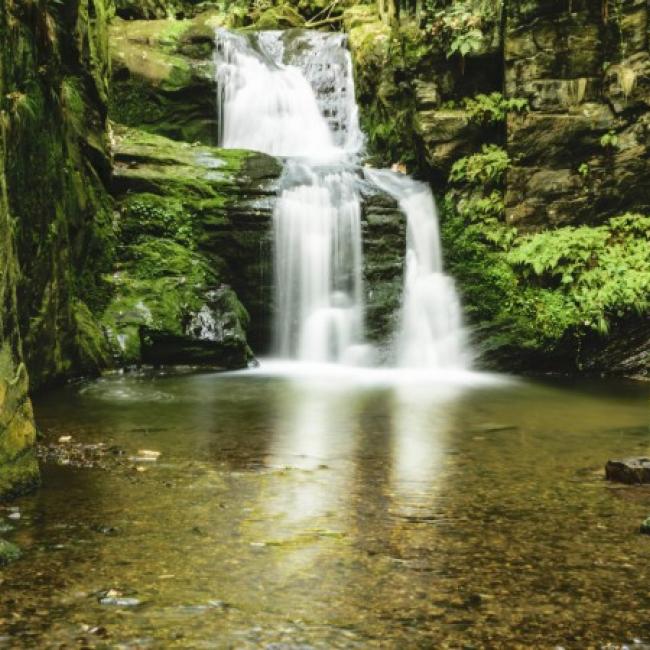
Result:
[464, 92, 529, 124]
[444, 139, 650, 362]
[449, 144, 510, 186]
[456, 191, 516, 249]
[425, 0, 501, 64]
[507, 216, 650, 335]
[600, 130, 619, 149]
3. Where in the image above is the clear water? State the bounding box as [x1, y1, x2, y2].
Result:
[1, 369, 649, 648]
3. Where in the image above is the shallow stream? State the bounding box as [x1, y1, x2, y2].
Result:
[1, 367, 649, 647]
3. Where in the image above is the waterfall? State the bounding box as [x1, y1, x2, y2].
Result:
[273, 161, 366, 363]
[214, 28, 469, 370]
[365, 170, 469, 369]
[215, 29, 368, 364]
[214, 29, 362, 158]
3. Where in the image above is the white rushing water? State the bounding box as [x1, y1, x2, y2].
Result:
[214, 28, 469, 370]
[215, 29, 368, 363]
[365, 170, 468, 368]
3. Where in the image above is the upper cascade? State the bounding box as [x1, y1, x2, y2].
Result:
[214, 29, 363, 159]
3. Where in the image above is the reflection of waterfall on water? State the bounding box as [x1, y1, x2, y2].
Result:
[215, 28, 471, 370]
[256, 382, 358, 572]
[389, 382, 460, 516]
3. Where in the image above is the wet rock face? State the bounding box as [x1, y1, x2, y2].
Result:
[107, 128, 408, 359]
[606, 458, 650, 484]
[504, 2, 650, 230]
[581, 315, 650, 379]
[361, 190, 406, 356]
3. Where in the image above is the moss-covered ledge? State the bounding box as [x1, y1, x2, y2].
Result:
[109, 12, 226, 144]
[103, 125, 281, 365]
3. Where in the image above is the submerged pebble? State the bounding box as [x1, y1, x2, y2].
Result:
[100, 596, 141, 607]
[641, 517, 650, 535]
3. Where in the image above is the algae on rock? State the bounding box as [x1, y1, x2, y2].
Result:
[104, 126, 282, 366]
[1, 0, 117, 496]
[109, 13, 225, 144]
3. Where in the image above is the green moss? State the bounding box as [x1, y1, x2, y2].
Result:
[0, 0, 116, 389]
[345, 7, 428, 168]
[252, 4, 305, 29]
[72, 300, 112, 372]
[121, 193, 193, 244]
[110, 77, 168, 128]
[0, 539, 22, 566]
[109, 15, 220, 144]
[0, 342, 39, 499]
[101, 128, 261, 366]
[0, 451, 40, 500]
[114, 125, 249, 177]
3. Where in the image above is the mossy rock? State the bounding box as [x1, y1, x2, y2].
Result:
[0, 539, 21, 566]
[109, 13, 226, 145]
[103, 126, 280, 363]
[3, 0, 116, 390]
[253, 5, 305, 30]
[0, 346, 40, 499]
[0, 451, 40, 500]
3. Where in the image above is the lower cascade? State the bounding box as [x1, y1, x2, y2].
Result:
[364, 170, 468, 369]
[273, 162, 367, 363]
[214, 28, 469, 370]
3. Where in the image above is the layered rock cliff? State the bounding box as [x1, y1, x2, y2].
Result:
[106, 13, 408, 362]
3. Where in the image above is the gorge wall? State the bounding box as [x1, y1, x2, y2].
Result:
[344, 0, 649, 376]
[0, 0, 114, 495]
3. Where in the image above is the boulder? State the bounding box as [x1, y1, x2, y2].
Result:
[605, 458, 650, 485]
[109, 13, 224, 145]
